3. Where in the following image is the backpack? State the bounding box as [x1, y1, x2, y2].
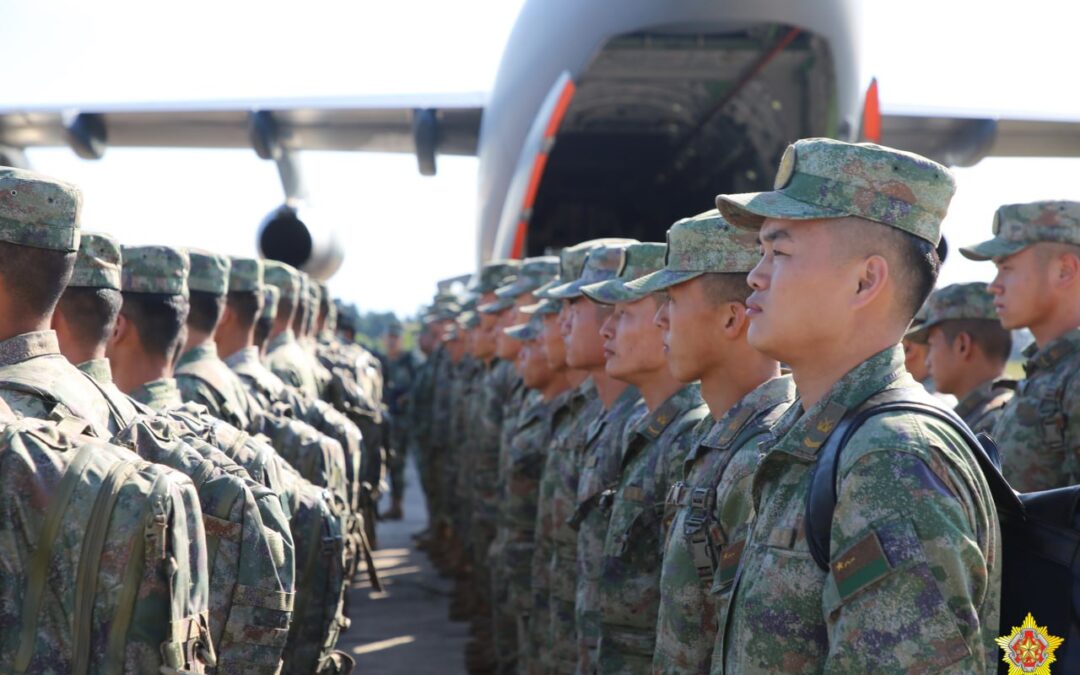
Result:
[115, 415, 297, 674]
[164, 402, 364, 674]
[804, 386, 1080, 674]
[0, 416, 214, 673]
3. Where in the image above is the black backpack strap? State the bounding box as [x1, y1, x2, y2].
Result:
[805, 386, 1020, 571]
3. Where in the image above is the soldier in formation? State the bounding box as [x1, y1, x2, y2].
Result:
[0, 166, 384, 674]
[409, 137, 1072, 675]
[4, 135, 1077, 675]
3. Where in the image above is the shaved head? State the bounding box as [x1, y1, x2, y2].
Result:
[829, 217, 940, 323]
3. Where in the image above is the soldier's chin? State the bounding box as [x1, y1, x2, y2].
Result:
[747, 322, 783, 359]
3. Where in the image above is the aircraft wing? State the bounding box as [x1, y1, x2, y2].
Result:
[0, 93, 486, 175]
[880, 108, 1080, 168]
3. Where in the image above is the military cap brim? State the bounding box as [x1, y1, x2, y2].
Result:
[478, 296, 516, 315]
[715, 190, 847, 232]
[959, 237, 1030, 262]
[504, 321, 542, 341]
[520, 298, 561, 316]
[580, 278, 651, 305]
[623, 268, 703, 294]
[495, 277, 541, 300]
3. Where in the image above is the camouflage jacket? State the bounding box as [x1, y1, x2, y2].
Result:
[176, 342, 263, 434]
[547, 379, 602, 601]
[573, 385, 644, 668]
[407, 349, 440, 454]
[994, 328, 1080, 491]
[955, 379, 1013, 437]
[470, 358, 519, 529]
[718, 347, 1001, 674]
[266, 330, 321, 399]
[597, 384, 705, 670]
[0, 331, 121, 438]
[531, 383, 589, 634]
[653, 376, 794, 675]
[75, 358, 142, 427]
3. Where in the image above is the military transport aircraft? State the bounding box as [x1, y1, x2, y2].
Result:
[2, 0, 1078, 279]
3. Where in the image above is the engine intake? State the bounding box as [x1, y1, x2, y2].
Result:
[257, 203, 344, 281]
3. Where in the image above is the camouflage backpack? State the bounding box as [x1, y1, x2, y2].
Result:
[162, 403, 359, 674]
[0, 416, 214, 673]
[115, 415, 297, 674]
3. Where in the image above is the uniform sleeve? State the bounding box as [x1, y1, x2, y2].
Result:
[823, 422, 994, 673]
[1064, 373, 1080, 483]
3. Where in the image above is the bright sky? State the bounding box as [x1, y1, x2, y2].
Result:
[3, 0, 1080, 315]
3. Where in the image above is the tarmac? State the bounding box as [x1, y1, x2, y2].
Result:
[339, 461, 468, 674]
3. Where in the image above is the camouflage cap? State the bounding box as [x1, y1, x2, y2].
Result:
[504, 312, 544, 341]
[68, 231, 121, 290]
[187, 249, 230, 295]
[626, 210, 759, 294]
[547, 241, 638, 299]
[457, 310, 480, 330]
[495, 255, 560, 299]
[229, 256, 264, 293]
[121, 245, 190, 296]
[441, 324, 461, 342]
[0, 167, 82, 252]
[385, 319, 404, 336]
[535, 238, 637, 299]
[905, 282, 1000, 342]
[264, 260, 301, 302]
[468, 259, 522, 294]
[477, 295, 517, 315]
[260, 285, 280, 322]
[716, 138, 955, 245]
[520, 297, 561, 316]
[581, 242, 666, 304]
[959, 201, 1080, 261]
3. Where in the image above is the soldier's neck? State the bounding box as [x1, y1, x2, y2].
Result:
[1029, 306, 1080, 349]
[592, 370, 629, 409]
[701, 353, 780, 422]
[183, 328, 216, 356]
[541, 372, 572, 401]
[564, 369, 589, 389]
[114, 349, 172, 396]
[946, 358, 1004, 403]
[0, 312, 52, 344]
[631, 369, 684, 413]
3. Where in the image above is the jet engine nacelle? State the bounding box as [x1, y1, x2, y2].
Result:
[257, 203, 344, 281]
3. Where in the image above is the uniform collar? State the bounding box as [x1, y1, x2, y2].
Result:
[631, 383, 702, 442]
[76, 357, 114, 384]
[224, 345, 261, 369]
[176, 341, 219, 369]
[700, 376, 797, 451]
[267, 329, 296, 352]
[0, 330, 61, 367]
[954, 379, 999, 420]
[1024, 328, 1080, 376]
[130, 377, 184, 410]
[769, 345, 909, 461]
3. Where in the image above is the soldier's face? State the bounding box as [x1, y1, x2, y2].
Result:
[565, 298, 607, 370]
[541, 314, 568, 371]
[522, 341, 554, 389]
[902, 337, 930, 382]
[989, 246, 1055, 330]
[658, 277, 729, 382]
[495, 308, 523, 360]
[746, 218, 855, 364]
[601, 297, 665, 382]
[925, 327, 963, 394]
[474, 313, 498, 358]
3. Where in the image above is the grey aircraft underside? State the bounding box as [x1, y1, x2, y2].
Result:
[1, 0, 1077, 279]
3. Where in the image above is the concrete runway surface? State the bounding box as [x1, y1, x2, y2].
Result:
[339, 461, 469, 674]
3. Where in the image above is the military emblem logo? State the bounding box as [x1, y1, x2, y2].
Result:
[995, 613, 1064, 674]
[774, 144, 796, 189]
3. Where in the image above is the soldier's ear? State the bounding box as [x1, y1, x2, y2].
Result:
[852, 254, 889, 310]
[1055, 249, 1080, 286]
[955, 331, 973, 359]
[109, 312, 129, 350]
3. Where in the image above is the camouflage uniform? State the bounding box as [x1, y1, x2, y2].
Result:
[960, 201, 1080, 491]
[904, 282, 1013, 436]
[382, 342, 423, 501]
[175, 250, 263, 435]
[545, 242, 648, 674]
[713, 139, 1002, 673]
[265, 261, 323, 399]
